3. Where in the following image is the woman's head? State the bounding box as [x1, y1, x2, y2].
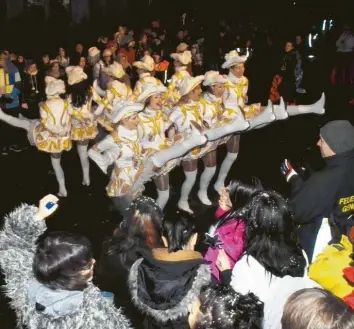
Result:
[188, 84, 203, 102]
[230, 63, 245, 78]
[59, 47, 66, 58]
[34, 232, 94, 291]
[190, 285, 264, 329]
[145, 93, 163, 110]
[68, 79, 89, 107]
[174, 58, 183, 69]
[242, 190, 306, 277]
[42, 54, 50, 64]
[282, 288, 354, 329]
[51, 61, 60, 72]
[162, 210, 197, 253]
[285, 42, 294, 52]
[76, 43, 83, 54]
[140, 33, 148, 44]
[221, 178, 263, 215]
[79, 56, 86, 69]
[208, 83, 225, 98]
[119, 53, 128, 66]
[27, 62, 38, 74]
[120, 112, 139, 130]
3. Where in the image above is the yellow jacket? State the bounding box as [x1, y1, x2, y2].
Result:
[309, 235, 354, 299]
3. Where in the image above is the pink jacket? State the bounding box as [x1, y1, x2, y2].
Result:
[204, 208, 246, 283]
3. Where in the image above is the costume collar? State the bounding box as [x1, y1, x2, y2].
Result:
[139, 72, 151, 79]
[117, 124, 138, 141]
[176, 66, 187, 73]
[204, 92, 222, 103]
[228, 72, 243, 83]
[152, 248, 203, 262]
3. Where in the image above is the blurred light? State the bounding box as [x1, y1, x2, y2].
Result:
[308, 34, 313, 48]
[322, 20, 327, 31]
[246, 48, 250, 57]
[293, 1, 296, 4]
[314, 34, 318, 40]
[236, 48, 241, 52]
[308, 55, 315, 58]
[329, 20, 334, 30]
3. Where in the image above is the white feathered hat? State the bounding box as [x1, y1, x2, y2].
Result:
[45, 76, 65, 96]
[65, 66, 88, 85]
[132, 55, 155, 72]
[136, 84, 167, 104]
[176, 42, 189, 53]
[112, 102, 144, 124]
[170, 50, 192, 65]
[203, 71, 228, 86]
[102, 62, 125, 79]
[180, 76, 205, 96]
[222, 50, 247, 69]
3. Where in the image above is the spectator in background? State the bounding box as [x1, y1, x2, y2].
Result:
[335, 25, 354, 85]
[39, 54, 51, 73]
[56, 47, 70, 68]
[135, 33, 149, 61]
[0, 50, 23, 154]
[282, 288, 354, 329]
[21, 61, 44, 119]
[71, 43, 85, 65]
[46, 61, 66, 81]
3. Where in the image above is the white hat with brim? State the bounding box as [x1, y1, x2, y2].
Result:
[132, 55, 155, 72]
[170, 50, 192, 65]
[88, 47, 101, 58]
[176, 43, 189, 53]
[65, 66, 88, 85]
[45, 76, 65, 96]
[222, 50, 247, 69]
[136, 85, 167, 104]
[102, 62, 125, 79]
[112, 102, 144, 124]
[203, 71, 228, 86]
[180, 76, 205, 96]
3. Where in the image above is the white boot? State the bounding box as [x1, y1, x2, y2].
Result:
[287, 93, 325, 116]
[178, 170, 197, 214]
[214, 152, 238, 194]
[204, 120, 249, 141]
[0, 108, 31, 131]
[156, 189, 170, 210]
[249, 100, 276, 129]
[152, 133, 207, 168]
[273, 97, 289, 121]
[50, 156, 68, 197]
[77, 144, 90, 186]
[198, 166, 216, 206]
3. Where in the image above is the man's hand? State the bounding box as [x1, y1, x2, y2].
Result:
[281, 159, 298, 181]
[37, 194, 59, 220]
[21, 103, 28, 110]
[216, 249, 231, 271]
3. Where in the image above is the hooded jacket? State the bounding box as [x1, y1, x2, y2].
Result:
[0, 204, 131, 329]
[289, 149, 354, 260]
[128, 248, 211, 329]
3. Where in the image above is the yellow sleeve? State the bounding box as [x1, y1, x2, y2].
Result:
[309, 246, 353, 299]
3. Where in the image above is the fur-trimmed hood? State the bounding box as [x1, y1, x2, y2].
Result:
[128, 248, 211, 325]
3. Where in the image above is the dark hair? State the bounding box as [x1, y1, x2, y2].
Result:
[197, 285, 264, 329]
[282, 288, 354, 329]
[68, 80, 90, 107]
[106, 196, 164, 270]
[241, 190, 306, 278]
[162, 210, 196, 253]
[34, 232, 93, 291]
[219, 178, 263, 225]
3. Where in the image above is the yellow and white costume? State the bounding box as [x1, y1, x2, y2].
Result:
[132, 55, 162, 101]
[65, 66, 98, 141]
[89, 103, 144, 198]
[35, 78, 71, 153]
[94, 63, 132, 132]
[165, 51, 192, 109]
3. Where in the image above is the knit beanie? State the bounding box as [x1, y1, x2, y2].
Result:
[320, 120, 354, 154]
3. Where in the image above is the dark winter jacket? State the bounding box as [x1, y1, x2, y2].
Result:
[289, 148, 354, 260]
[128, 248, 211, 329]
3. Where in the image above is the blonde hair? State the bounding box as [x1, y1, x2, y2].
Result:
[282, 288, 354, 329]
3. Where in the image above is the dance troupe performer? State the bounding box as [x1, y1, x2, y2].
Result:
[88, 101, 208, 216]
[132, 55, 162, 101]
[0, 67, 98, 196]
[93, 62, 132, 132]
[213, 50, 325, 194]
